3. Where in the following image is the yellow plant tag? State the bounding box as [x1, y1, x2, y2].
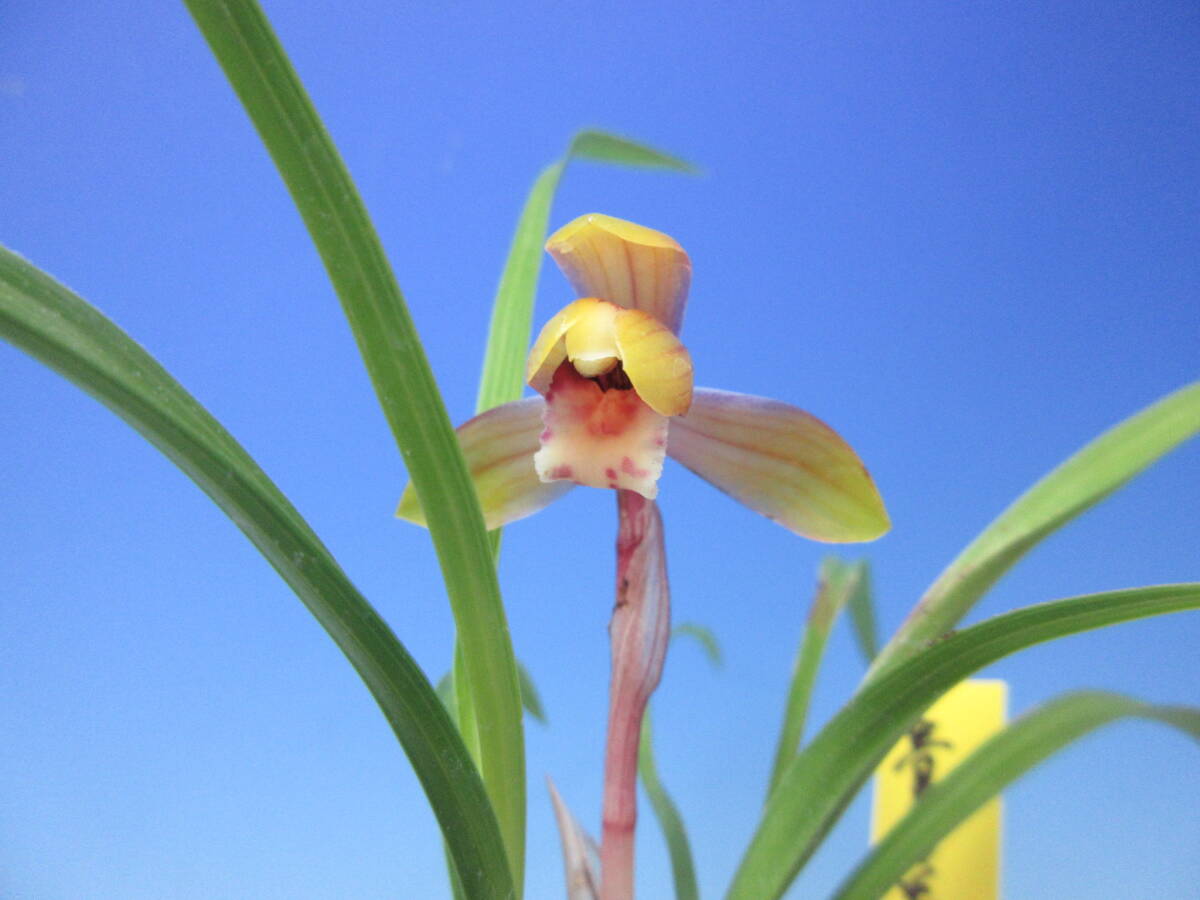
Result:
[871, 679, 1008, 899]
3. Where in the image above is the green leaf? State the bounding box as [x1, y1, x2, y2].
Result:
[517, 660, 548, 724]
[635, 622, 719, 900]
[868, 382, 1200, 684]
[672, 622, 724, 668]
[475, 160, 566, 416]
[439, 660, 546, 726]
[765, 558, 855, 798]
[726, 583, 1200, 900]
[182, 1, 526, 888]
[0, 246, 514, 900]
[570, 130, 700, 173]
[475, 129, 697, 417]
[844, 560, 878, 663]
[639, 710, 699, 900]
[831, 691, 1200, 900]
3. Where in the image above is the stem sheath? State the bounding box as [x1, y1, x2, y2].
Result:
[601, 492, 672, 899]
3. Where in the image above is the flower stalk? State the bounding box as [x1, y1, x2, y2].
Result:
[601, 491, 672, 899]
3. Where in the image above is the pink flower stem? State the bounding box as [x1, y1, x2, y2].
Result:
[600, 490, 672, 900]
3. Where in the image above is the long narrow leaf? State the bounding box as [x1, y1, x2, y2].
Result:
[868, 382, 1200, 683]
[832, 692, 1200, 900]
[765, 558, 855, 797]
[844, 560, 878, 664]
[440, 662, 548, 725]
[516, 661, 548, 724]
[182, 0, 526, 885]
[571, 131, 698, 173]
[637, 624, 720, 900]
[638, 711, 699, 900]
[726, 584, 1200, 900]
[671, 622, 724, 667]
[0, 247, 513, 899]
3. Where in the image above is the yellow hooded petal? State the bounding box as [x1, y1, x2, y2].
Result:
[396, 397, 572, 529]
[526, 298, 593, 394]
[614, 307, 693, 417]
[545, 213, 691, 334]
[667, 389, 889, 542]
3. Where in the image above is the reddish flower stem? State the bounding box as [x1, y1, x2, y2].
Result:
[600, 490, 672, 900]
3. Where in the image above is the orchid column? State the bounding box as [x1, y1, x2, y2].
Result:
[399, 214, 890, 898]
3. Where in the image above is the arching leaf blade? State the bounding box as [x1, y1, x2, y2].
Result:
[0, 246, 514, 899]
[844, 560, 878, 664]
[672, 622, 724, 668]
[182, 0, 526, 886]
[640, 710, 699, 900]
[570, 130, 700, 173]
[765, 558, 855, 798]
[869, 383, 1200, 684]
[726, 584, 1200, 900]
[832, 692, 1200, 900]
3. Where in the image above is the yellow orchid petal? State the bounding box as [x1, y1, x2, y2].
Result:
[563, 299, 620, 377]
[535, 364, 669, 499]
[526, 299, 584, 395]
[613, 307, 693, 417]
[667, 389, 889, 542]
[526, 297, 625, 393]
[396, 397, 571, 530]
[545, 213, 692, 334]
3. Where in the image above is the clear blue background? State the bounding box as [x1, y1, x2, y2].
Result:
[3, 2, 1197, 897]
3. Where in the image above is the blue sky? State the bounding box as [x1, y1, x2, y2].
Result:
[2, 2, 1197, 897]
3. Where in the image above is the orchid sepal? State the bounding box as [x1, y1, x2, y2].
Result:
[545, 213, 691, 335]
[396, 397, 571, 530]
[666, 388, 889, 542]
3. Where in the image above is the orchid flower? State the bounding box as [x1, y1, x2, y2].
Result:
[398, 213, 888, 544]
[400, 213, 887, 899]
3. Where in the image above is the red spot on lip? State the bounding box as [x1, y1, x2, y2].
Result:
[620, 456, 649, 478]
[653, 437, 666, 447]
[607, 482, 619, 489]
[547, 464, 573, 479]
[540, 429, 553, 442]
[605, 467, 617, 480]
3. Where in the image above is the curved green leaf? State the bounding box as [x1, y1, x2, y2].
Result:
[726, 584, 1200, 900]
[437, 661, 545, 725]
[832, 691, 1200, 900]
[570, 131, 699, 173]
[869, 382, 1200, 683]
[672, 622, 724, 667]
[182, 0, 526, 886]
[0, 247, 513, 899]
[844, 560, 878, 664]
[639, 710, 699, 900]
[636, 623, 719, 900]
[517, 660, 548, 724]
[475, 160, 566, 416]
[766, 558, 856, 798]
